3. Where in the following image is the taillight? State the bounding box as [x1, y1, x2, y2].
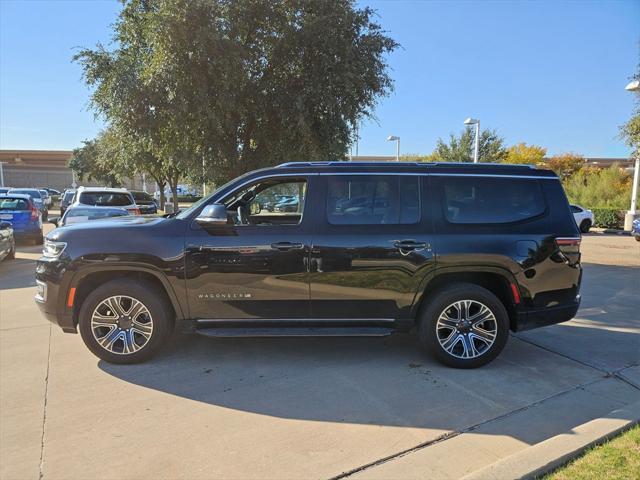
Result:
[30, 207, 39, 220]
[132, 208, 141, 215]
[555, 237, 581, 251]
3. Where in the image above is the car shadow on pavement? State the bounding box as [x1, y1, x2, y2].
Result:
[97, 262, 639, 443]
[0, 257, 38, 289]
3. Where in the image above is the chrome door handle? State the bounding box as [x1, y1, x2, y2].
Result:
[271, 242, 304, 251]
[393, 240, 428, 255]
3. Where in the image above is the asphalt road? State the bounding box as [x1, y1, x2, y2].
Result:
[1, 226, 638, 480]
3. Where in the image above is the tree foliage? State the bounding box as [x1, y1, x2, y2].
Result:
[69, 129, 130, 188]
[564, 164, 635, 209]
[546, 152, 586, 179]
[620, 63, 639, 157]
[430, 128, 507, 163]
[73, 0, 398, 208]
[503, 142, 546, 165]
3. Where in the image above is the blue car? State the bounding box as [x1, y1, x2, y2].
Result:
[0, 194, 43, 245]
[633, 218, 640, 242]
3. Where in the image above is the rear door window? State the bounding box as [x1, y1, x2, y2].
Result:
[327, 175, 420, 225]
[441, 177, 546, 224]
[79, 192, 133, 207]
[0, 198, 30, 210]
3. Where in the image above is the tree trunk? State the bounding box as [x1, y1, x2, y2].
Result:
[168, 176, 180, 213]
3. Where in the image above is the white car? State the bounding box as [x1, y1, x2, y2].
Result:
[70, 187, 140, 215]
[571, 204, 593, 233]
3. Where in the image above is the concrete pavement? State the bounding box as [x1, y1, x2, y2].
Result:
[1, 232, 638, 479]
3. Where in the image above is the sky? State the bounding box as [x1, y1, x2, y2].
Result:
[0, 0, 638, 158]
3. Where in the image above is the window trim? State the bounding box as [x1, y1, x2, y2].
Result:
[440, 177, 548, 226]
[325, 174, 422, 226]
[219, 176, 310, 228]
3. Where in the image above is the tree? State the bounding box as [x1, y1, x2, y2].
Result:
[69, 129, 129, 187]
[564, 164, 635, 209]
[546, 153, 586, 179]
[620, 64, 639, 158]
[503, 143, 546, 165]
[430, 128, 507, 163]
[74, 0, 399, 210]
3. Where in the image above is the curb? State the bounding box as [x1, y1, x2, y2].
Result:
[461, 401, 640, 480]
[589, 227, 631, 236]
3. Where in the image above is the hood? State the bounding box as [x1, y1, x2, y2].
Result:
[47, 215, 165, 241]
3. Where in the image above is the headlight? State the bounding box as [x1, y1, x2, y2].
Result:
[43, 239, 67, 258]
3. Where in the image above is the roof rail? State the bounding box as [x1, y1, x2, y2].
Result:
[276, 161, 537, 169]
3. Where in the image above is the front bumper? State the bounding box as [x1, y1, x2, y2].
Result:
[514, 298, 581, 332]
[34, 258, 77, 333]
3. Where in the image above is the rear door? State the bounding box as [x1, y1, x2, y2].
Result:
[309, 174, 435, 320]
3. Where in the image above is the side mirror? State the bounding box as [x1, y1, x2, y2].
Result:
[49, 217, 60, 227]
[196, 203, 228, 226]
[0, 221, 11, 230]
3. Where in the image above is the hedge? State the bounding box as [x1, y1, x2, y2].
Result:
[591, 208, 625, 229]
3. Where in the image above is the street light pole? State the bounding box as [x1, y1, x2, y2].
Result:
[464, 118, 480, 163]
[0, 162, 4, 187]
[387, 135, 400, 161]
[624, 80, 639, 231]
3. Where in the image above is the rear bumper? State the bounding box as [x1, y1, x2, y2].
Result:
[514, 298, 580, 332]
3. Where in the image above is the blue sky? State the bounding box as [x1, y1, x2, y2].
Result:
[0, 0, 638, 158]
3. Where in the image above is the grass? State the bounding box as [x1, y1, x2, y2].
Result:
[544, 424, 640, 480]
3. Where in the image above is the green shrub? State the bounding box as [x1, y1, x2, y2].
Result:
[591, 208, 624, 229]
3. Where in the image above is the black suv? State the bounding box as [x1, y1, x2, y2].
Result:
[35, 162, 582, 368]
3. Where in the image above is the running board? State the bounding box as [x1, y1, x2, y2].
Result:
[195, 326, 394, 338]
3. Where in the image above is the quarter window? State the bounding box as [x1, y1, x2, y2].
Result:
[327, 175, 420, 225]
[442, 177, 546, 224]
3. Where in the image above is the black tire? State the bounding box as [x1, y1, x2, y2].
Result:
[418, 283, 510, 368]
[7, 241, 15, 259]
[78, 278, 173, 364]
[580, 220, 591, 233]
[635, 235, 640, 242]
[33, 234, 43, 246]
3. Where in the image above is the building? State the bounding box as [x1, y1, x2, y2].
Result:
[0, 150, 143, 191]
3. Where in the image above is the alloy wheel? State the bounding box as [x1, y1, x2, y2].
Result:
[90, 295, 154, 355]
[436, 300, 497, 359]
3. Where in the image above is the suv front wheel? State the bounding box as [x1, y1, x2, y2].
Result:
[418, 283, 509, 368]
[78, 279, 173, 364]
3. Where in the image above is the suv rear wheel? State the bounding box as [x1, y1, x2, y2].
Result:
[78, 279, 173, 364]
[418, 283, 509, 368]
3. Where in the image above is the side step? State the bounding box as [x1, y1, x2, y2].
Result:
[195, 326, 394, 338]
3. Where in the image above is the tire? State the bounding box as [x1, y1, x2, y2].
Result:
[580, 219, 591, 233]
[7, 241, 15, 259]
[635, 236, 640, 242]
[418, 283, 510, 368]
[78, 278, 173, 364]
[33, 234, 43, 246]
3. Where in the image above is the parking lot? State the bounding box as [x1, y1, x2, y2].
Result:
[1, 225, 639, 480]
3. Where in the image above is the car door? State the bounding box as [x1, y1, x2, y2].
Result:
[185, 175, 317, 320]
[309, 174, 435, 320]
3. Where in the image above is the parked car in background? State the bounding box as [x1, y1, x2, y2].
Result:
[0, 194, 43, 244]
[39, 189, 52, 207]
[8, 188, 48, 221]
[53, 206, 130, 228]
[60, 189, 76, 215]
[0, 220, 15, 261]
[273, 196, 299, 212]
[571, 205, 593, 233]
[0, 187, 10, 195]
[632, 218, 640, 242]
[36, 161, 582, 368]
[71, 187, 140, 215]
[43, 188, 61, 206]
[131, 191, 158, 215]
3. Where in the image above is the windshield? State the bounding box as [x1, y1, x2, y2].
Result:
[11, 189, 41, 198]
[0, 198, 30, 210]
[63, 191, 75, 201]
[79, 192, 133, 207]
[132, 192, 153, 201]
